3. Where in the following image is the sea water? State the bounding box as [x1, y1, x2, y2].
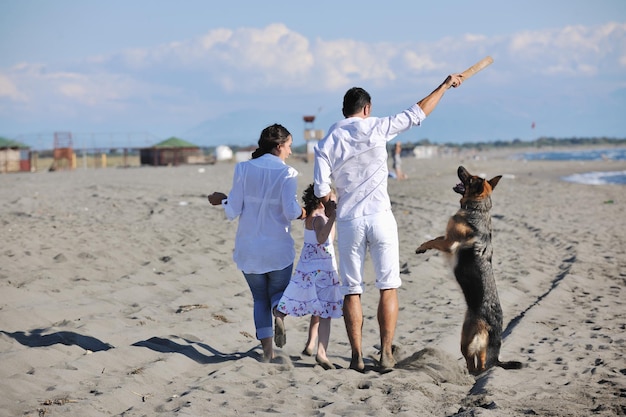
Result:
[512, 148, 626, 185]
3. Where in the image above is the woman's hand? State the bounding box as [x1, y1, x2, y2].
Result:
[208, 192, 227, 205]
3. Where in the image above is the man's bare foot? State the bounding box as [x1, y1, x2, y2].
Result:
[315, 356, 335, 370]
[379, 349, 396, 370]
[349, 353, 365, 372]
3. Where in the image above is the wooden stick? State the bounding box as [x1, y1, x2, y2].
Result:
[460, 56, 494, 81]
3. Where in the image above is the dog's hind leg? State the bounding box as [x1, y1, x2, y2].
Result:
[476, 346, 488, 373]
[461, 316, 490, 375]
[461, 347, 477, 374]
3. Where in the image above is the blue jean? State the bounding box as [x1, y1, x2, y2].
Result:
[243, 264, 293, 340]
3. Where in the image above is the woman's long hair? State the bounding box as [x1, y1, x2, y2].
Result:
[251, 124, 291, 159]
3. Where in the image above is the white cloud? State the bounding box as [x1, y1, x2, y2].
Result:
[199, 28, 233, 49]
[81, 22, 624, 95]
[2, 22, 624, 138]
[58, 83, 88, 100]
[463, 34, 489, 43]
[52, 73, 137, 107]
[0, 62, 190, 125]
[310, 39, 398, 90]
[0, 73, 28, 101]
[120, 48, 150, 70]
[402, 52, 441, 72]
[211, 23, 314, 89]
[109, 24, 314, 90]
[508, 22, 626, 76]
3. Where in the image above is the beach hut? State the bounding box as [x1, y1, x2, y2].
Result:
[0, 137, 31, 173]
[215, 145, 233, 161]
[413, 145, 439, 159]
[234, 146, 256, 162]
[140, 137, 204, 166]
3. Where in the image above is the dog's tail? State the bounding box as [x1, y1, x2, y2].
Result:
[496, 360, 523, 370]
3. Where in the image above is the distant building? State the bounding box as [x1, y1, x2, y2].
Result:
[412, 145, 439, 159]
[215, 145, 233, 161]
[235, 146, 256, 162]
[0, 138, 31, 173]
[140, 137, 205, 166]
[303, 115, 324, 162]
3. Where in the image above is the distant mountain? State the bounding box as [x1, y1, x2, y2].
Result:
[181, 109, 333, 148]
[177, 91, 626, 148]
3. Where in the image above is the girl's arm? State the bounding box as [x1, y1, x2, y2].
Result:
[313, 210, 336, 244]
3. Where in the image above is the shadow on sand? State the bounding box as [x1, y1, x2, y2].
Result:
[1, 329, 114, 352]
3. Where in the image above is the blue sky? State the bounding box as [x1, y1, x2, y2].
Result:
[1, 0, 625, 149]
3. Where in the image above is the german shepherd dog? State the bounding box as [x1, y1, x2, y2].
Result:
[416, 166, 521, 375]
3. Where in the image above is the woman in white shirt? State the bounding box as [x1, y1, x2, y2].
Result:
[208, 124, 305, 361]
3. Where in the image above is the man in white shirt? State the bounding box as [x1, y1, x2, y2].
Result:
[314, 73, 464, 371]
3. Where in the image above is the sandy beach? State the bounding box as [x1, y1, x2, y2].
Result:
[1, 148, 625, 416]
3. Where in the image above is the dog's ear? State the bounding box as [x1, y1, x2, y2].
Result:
[489, 175, 503, 190]
[457, 166, 470, 182]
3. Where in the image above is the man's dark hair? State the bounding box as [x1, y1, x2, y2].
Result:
[342, 87, 371, 118]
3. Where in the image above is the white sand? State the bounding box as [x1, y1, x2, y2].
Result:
[1, 148, 625, 416]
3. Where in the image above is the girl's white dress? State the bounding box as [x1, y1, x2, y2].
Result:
[277, 217, 343, 319]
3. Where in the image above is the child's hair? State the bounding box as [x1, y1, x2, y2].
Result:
[301, 184, 320, 217]
[302, 183, 334, 217]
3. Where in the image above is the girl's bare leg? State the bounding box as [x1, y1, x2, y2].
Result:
[303, 315, 319, 356]
[315, 317, 334, 370]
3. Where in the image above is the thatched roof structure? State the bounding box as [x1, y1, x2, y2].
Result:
[0, 137, 29, 149]
[151, 137, 199, 148]
[140, 137, 203, 166]
[0, 138, 31, 173]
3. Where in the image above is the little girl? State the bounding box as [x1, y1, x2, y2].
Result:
[277, 184, 343, 370]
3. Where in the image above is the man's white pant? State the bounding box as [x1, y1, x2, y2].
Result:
[336, 209, 401, 295]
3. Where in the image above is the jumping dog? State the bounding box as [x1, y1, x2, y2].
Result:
[416, 166, 522, 375]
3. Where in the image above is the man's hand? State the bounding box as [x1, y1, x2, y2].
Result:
[323, 199, 337, 219]
[418, 73, 464, 116]
[444, 73, 464, 89]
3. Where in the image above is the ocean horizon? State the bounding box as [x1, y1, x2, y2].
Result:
[511, 147, 626, 185]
